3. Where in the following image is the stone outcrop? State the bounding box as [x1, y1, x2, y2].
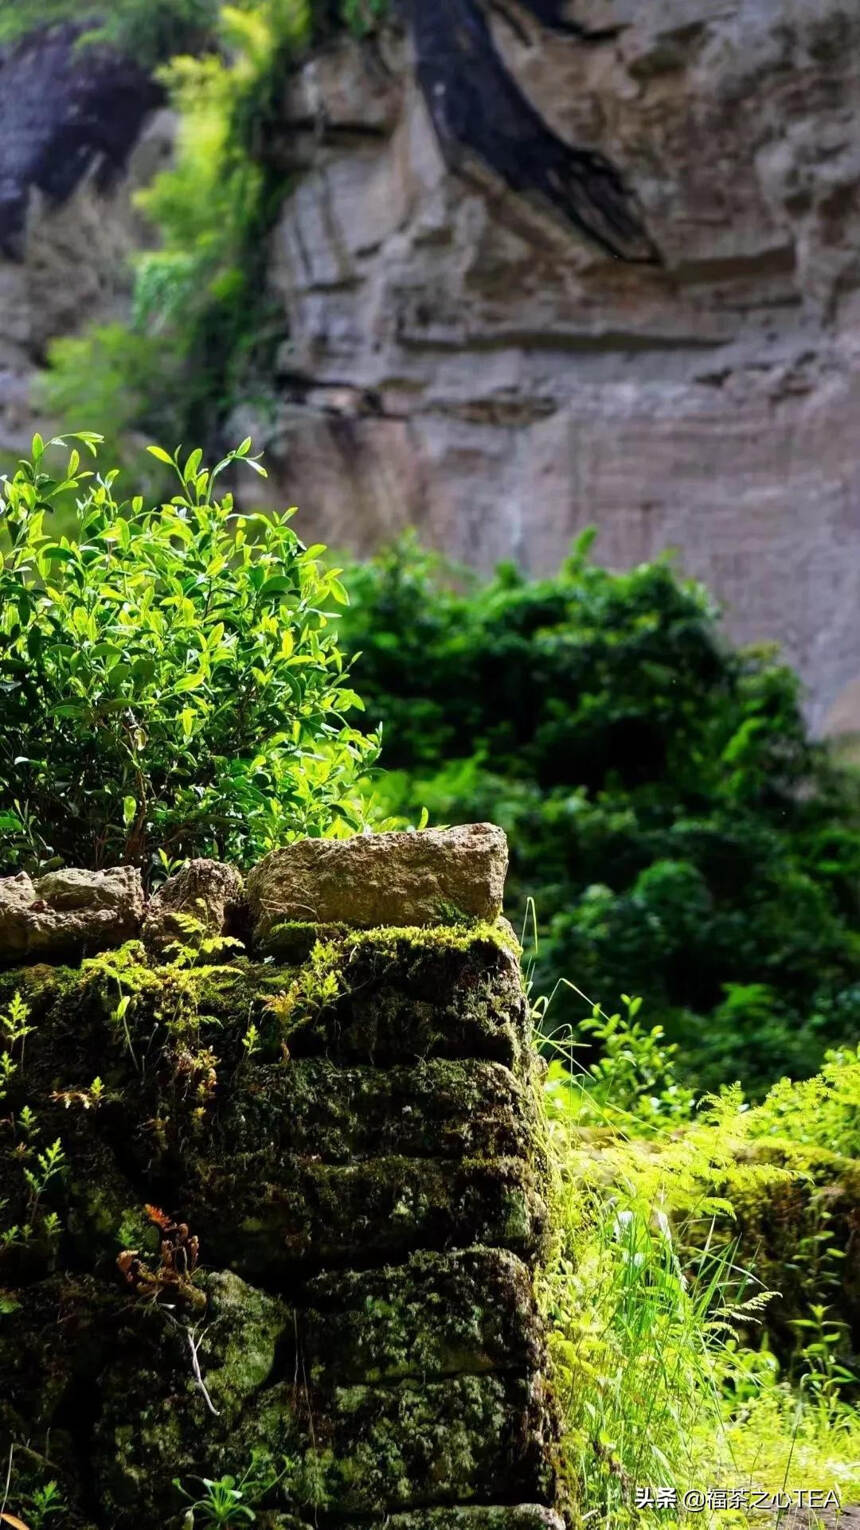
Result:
[0, 864, 144, 963]
[0, 829, 562, 1530]
[236, 0, 860, 734]
[0, 826, 508, 968]
[247, 824, 508, 938]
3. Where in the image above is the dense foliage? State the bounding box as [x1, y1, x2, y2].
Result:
[340, 536, 860, 1088]
[0, 0, 220, 65]
[0, 437, 374, 879]
[0, 0, 387, 62]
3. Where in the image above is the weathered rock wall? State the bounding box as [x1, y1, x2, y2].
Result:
[0, 830, 563, 1529]
[235, 0, 860, 735]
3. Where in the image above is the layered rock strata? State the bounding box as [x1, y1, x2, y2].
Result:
[240, 1, 860, 734]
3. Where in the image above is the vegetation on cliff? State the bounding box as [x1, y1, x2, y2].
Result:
[40, 0, 311, 470]
[7, 0, 390, 471]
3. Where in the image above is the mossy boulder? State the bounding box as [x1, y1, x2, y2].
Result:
[214, 1057, 544, 1165]
[302, 1248, 545, 1384]
[188, 1154, 547, 1280]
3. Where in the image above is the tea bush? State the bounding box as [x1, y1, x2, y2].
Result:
[340, 535, 860, 1088]
[0, 436, 376, 879]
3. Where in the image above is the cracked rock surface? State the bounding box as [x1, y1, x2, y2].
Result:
[247, 824, 509, 936]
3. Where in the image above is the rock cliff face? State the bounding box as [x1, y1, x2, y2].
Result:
[239, 0, 860, 734]
[3, 4, 860, 728]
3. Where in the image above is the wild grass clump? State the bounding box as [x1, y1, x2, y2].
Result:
[537, 972, 860, 1527]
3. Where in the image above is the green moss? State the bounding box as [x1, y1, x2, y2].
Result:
[302, 1248, 542, 1385]
[262, 928, 530, 1072]
[262, 918, 521, 965]
[315, 1373, 553, 1511]
[261, 921, 351, 963]
[93, 1270, 301, 1523]
[260, 922, 524, 1063]
[63, 1136, 151, 1272]
[212, 1057, 544, 1167]
[333, 919, 521, 958]
[0, 961, 78, 1019]
[189, 1155, 547, 1281]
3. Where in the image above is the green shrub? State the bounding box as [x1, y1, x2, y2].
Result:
[340, 535, 860, 1088]
[0, 435, 376, 879]
[0, 0, 221, 66]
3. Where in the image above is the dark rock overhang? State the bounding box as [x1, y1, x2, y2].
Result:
[401, 0, 658, 262]
[0, 20, 163, 259]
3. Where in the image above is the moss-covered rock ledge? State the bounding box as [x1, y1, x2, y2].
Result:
[0, 827, 563, 1530]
